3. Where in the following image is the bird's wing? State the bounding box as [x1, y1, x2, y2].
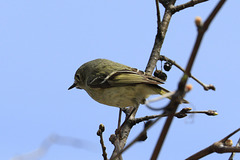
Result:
[87, 68, 189, 103]
[88, 68, 164, 88]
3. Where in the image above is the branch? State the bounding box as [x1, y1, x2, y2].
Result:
[229, 137, 240, 159]
[110, 106, 138, 160]
[97, 124, 108, 160]
[150, 87, 188, 160]
[172, 0, 208, 14]
[159, 55, 215, 91]
[110, 113, 163, 160]
[109, 134, 122, 160]
[145, 1, 176, 74]
[155, 0, 161, 31]
[186, 128, 240, 159]
[134, 108, 217, 123]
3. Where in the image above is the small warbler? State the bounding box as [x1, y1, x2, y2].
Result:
[68, 59, 175, 108]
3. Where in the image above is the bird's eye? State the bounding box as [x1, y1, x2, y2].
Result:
[75, 74, 80, 81]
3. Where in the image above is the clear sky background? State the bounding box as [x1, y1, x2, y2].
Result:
[1, 1, 239, 160]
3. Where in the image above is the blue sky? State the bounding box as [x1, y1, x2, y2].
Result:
[1, 1, 240, 160]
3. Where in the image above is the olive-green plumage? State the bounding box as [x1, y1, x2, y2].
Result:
[68, 59, 173, 108]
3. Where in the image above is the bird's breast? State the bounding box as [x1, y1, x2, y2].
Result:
[84, 84, 158, 108]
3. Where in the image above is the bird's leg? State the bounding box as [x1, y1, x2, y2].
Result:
[115, 108, 124, 136]
[116, 103, 139, 134]
[117, 108, 122, 131]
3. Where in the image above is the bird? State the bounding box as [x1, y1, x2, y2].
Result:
[68, 58, 182, 108]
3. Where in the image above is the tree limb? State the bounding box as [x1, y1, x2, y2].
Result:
[186, 128, 240, 160]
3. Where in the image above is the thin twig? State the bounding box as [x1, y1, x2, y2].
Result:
[159, 55, 216, 91]
[229, 137, 240, 160]
[155, 0, 161, 31]
[172, 0, 208, 14]
[189, 110, 218, 116]
[117, 108, 122, 132]
[97, 124, 108, 160]
[134, 108, 217, 123]
[133, 108, 175, 122]
[116, 107, 136, 135]
[145, 0, 175, 74]
[186, 128, 240, 160]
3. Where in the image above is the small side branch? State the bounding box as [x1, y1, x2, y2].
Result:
[134, 108, 217, 124]
[229, 137, 240, 159]
[159, 55, 215, 91]
[186, 128, 240, 160]
[145, 0, 175, 74]
[97, 124, 108, 160]
[155, 0, 161, 31]
[171, 0, 208, 14]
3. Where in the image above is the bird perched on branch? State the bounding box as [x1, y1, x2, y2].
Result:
[68, 59, 185, 108]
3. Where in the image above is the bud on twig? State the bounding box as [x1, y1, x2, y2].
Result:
[195, 16, 202, 27]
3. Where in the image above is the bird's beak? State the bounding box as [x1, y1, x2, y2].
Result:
[68, 83, 76, 90]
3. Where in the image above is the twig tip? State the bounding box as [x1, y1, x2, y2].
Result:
[206, 110, 218, 116]
[99, 123, 105, 132]
[204, 84, 216, 91]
